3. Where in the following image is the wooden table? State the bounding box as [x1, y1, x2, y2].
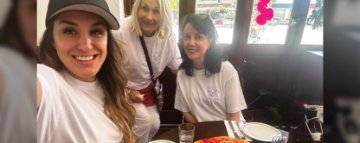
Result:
[153, 121, 227, 142]
[152, 121, 289, 142]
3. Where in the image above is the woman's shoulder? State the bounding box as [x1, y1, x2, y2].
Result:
[177, 69, 186, 77]
[177, 69, 190, 80]
[37, 64, 63, 82]
[37, 64, 56, 74]
[220, 61, 238, 74]
[221, 61, 235, 68]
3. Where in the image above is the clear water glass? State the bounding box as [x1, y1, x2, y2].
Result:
[178, 123, 195, 143]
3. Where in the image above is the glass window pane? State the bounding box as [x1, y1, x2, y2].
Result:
[195, 0, 238, 44]
[247, 0, 294, 44]
[169, 0, 179, 42]
[301, 0, 323, 45]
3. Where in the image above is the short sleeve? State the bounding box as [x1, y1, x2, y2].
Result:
[37, 64, 61, 111]
[223, 62, 247, 113]
[174, 71, 189, 112]
[36, 64, 61, 143]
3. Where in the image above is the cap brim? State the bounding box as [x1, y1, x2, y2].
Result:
[49, 4, 119, 30]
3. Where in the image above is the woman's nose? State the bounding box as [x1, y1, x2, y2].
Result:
[145, 12, 154, 20]
[78, 34, 92, 50]
[187, 38, 196, 46]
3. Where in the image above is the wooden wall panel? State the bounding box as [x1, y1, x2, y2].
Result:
[124, 0, 136, 17]
[292, 51, 323, 105]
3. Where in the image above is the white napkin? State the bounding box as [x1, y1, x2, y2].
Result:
[230, 121, 242, 135]
[224, 120, 253, 141]
[224, 120, 235, 138]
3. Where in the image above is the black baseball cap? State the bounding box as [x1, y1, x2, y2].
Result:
[46, 0, 119, 30]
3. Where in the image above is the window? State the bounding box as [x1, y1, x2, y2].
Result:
[301, 0, 323, 45]
[247, 0, 294, 44]
[169, 0, 179, 41]
[247, 0, 323, 46]
[195, 0, 238, 44]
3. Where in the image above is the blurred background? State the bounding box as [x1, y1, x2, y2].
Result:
[0, 0, 36, 142]
[324, 0, 360, 143]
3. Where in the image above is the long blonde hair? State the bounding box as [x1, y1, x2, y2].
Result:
[38, 18, 137, 143]
[130, 0, 173, 38]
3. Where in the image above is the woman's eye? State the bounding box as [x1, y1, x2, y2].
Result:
[141, 6, 149, 12]
[63, 28, 76, 35]
[183, 35, 191, 40]
[195, 34, 204, 40]
[153, 9, 160, 14]
[91, 29, 105, 37]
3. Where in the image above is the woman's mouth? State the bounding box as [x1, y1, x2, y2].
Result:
[73, 55, 97, 61]
[186, 47, 198, 53]
[141, 19, 156, 26]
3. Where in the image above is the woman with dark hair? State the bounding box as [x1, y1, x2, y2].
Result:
[174, 14, 247, 123]
[37, 0, 136, 142]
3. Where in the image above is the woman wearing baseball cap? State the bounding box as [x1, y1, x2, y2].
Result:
[37, 0, 137, 142]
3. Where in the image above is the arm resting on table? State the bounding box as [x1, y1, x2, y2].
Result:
[183, 112, 198, 123]
[227, 111, 240, 122]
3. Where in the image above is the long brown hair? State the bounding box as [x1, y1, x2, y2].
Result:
[38, 17, 137, 143]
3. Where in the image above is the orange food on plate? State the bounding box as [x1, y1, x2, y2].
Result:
[194, 136, 250, 143]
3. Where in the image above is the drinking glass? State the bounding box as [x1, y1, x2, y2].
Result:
[178, 123, 195, 143]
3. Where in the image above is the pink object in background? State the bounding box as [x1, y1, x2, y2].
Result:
[256, 15, 267, 25]
[264, 8, 274, 20]
[256, 0, 274, 25]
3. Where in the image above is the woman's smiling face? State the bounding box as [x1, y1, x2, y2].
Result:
[137, 0, 161, 37]
[182, 23, 211, 68]
[53, 11, 108, 82]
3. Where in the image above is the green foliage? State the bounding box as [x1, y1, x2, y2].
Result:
[219, 6, 229, 13]
[168, 0, 179, 13]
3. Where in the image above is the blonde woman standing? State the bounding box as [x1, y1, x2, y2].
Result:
[114, 0, 181, 142]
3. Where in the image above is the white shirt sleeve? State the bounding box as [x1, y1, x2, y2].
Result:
[174, 71, 189, 112]
[37, 64, 61, 143]
[223, 63, 247, 113]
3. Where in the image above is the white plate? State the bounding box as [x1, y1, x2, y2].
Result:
[149, 140, 175, 143]
[242, 122, 281, 142]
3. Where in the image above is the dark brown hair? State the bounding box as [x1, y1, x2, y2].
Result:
[179, 14, 222, 76]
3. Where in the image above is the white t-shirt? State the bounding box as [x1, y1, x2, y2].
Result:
[174, 61, 247, 122]
[113, 17, 182, 90]
[37, 64, 123, 143]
